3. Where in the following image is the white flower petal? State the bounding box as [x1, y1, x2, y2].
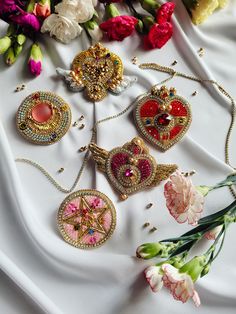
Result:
[144, 266, 163, 293]
[55, 0, 94, 23]
[41, 14, 82, 44]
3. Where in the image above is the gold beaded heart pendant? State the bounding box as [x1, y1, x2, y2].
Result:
[133, 86, 192, 151]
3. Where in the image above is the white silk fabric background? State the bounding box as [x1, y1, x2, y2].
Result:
[1, 1, 236, 313]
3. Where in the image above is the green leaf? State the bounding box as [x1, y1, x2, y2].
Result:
[198, 200, 236, 224]
[170, 240, 197, 258]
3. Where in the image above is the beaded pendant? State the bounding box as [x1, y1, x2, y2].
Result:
[57, 190, 116, 249]
[89, 137, 177, 200]
[16, 91, 71, 145]
[56, 43, 137, 102]
[133, 86, 192, 151]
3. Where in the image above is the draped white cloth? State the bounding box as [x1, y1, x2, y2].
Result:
[1, 1, 236, 313]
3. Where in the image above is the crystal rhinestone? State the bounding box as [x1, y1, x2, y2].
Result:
[124, 169, 133, 177]
[156, 113, 172, 126]
[88, 229, 94, 235]
[31, 102, 52, 123]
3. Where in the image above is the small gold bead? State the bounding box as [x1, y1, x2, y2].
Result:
[146, 203, 153, 209]
[131, 56, 138, 65]
[192, 91, 197, 96]
[132, 137, 143, 146]
[78, 146, 87, 152]
[79, 124, 85, 129]
[150, 227, 157, 233]
[143, 222, 150, 228]
[79, 115, 84, 121]
[171, 60, 177, 66]
[120, 194, 128, 200]
[58, 167, 64, 173]
[73, 122, 78, 127]
[160, 105, 167, 111]
[129, 157, 135, 164]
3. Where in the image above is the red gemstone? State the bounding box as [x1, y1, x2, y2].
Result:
[156, 113, 172, 126]
[124, 169, 133, 177]
[31, 102, 53, 123]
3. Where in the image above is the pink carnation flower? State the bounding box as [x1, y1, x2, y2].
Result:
[100, 15, 138, 41]
[204, 226, 222, 240]
[156, 2, 175, 24]
[0, 0, 19, 15]
[144, 266, 163, 292]
[162, 264, 201, 307]
[164, 171, 204, 225]
[11, 12, 41, 32]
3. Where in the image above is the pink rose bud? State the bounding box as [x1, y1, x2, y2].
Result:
[33, 0, 51, 18]
[28, 43, 42, 76]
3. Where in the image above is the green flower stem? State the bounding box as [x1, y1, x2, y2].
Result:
[105, 4, 120, 18]
[197, 173, 236, 196]
[26, 0, 36, 13]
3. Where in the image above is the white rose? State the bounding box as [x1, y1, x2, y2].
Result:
[41, 14, 82, 44]
[55, 0, 95, 23]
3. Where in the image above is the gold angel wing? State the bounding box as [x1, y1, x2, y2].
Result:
[150, 164, 178, 187]
[89, 143, 109, 172]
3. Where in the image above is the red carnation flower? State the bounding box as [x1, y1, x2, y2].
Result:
[145, 22, 173, 49]
[99, 0, 122, 3]
[100, 15, 138, 41]
[156, 2, 175, 24]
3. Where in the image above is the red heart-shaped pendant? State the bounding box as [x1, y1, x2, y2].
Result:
[133, 86, 192, 151]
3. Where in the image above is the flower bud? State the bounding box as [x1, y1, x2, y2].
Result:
[142, 15, 155, 31]
[28, 43, 42, 76]
[136, 242, 164, 259]
[84, 19, 103, 42]
[0, 36, 12, 55]
[17, 34, 27, 46]
[180, 256, 206, 282]
[6, 24, 16, 36]
[139, 0, 161, 15]
[200, 263, 211, 277]
[105, 3, 120, 18]
[135, 19, 144, 34]
[4, 47, 16, 65]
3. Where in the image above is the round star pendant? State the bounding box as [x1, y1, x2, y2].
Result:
[57, 190, 117, 249]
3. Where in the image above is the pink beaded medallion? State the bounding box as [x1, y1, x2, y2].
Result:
[16, 91, 71, 145]
[57, 190, 116, 249]
[89, 137, 178, 200]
